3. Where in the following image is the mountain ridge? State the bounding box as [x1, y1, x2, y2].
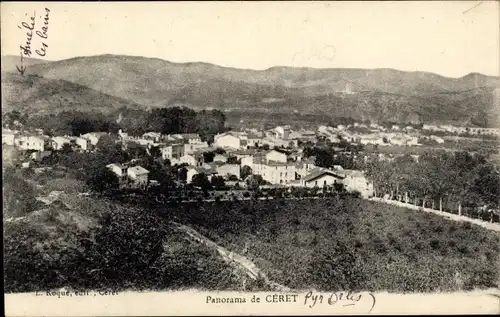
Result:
[1, 54, 499, 127]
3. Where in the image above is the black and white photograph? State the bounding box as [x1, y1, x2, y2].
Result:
[2, 1, 500, 315]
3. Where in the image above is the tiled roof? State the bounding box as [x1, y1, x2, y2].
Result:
[128, 165, 149, 175]
[302, 168, 345, 183]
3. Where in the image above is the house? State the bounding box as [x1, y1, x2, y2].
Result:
[106, 163, 128, 184]
[31, 150, 52, 161]
[171, 133, 202, 144]
[301, 168, 345, 188]
[160, 143, 184, 161]
[75, 137, 91, 151]
[247, 133, 264, 148]
[341, 170, 374, 198]
[294, 157, 316, 179]
[184, 142, 209, 155]
[214, 133, 241, 149]
[179, 154, 197, 166]
[275, 126, 291, 139]
[80, 132, 108, 146]
[252, 156, 296, 184]
[359, 135, 387, 146]
[51, 136, 73, 150]
[262, 137, 296, 149]
[216, 164, 241, 179]
[127, 165, 150, 186]
[213, 154, 229, 163]
[143, 132, 162, 142]
[430, 135, 445, 144]
[265, 149, 287, 163]
[240, 155, 254, 168]
[15, 135, 47, 151]
[186, 166, 218, 183]
[2, 130, 16, 146]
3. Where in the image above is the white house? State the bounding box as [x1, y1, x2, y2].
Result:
[143, 132, 162, 142]
[252, 156, 296, 184]
[2, 130, 16, 146]
[15, 135, 47, 151]
[184, 142, 209, 155]
[127, 165, 150, 185]
[75, 137, 91, 151]
[106, 163, 128, 184]
[160, 143, 184, 161]
[171, 133, 202, 144]
[213, 154, 229, 163]
[274, 126, 291, 139]
[341, 170, 374, 198]
[52, 136, 73, 150]
[179, 154, 197, 166]
[265, 149, 287, 163]
[430, 135, 445, 144]
[186, 166, 218, 183]
[185, 167, 197, 184]
[240, 155, 254, 169]
[216, 164, 241, 179]
[214, 133, 241, 149]
[80, 132, 108, 146]
[301, 168, 345, 188]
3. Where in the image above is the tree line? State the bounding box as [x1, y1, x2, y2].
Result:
[363, 151, 500, 211]
[3, 106, 228, 143]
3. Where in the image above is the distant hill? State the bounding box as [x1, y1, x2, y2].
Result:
[2, 54, 499, 126]
[1, 55, 51, 73]
[1, 72, 142, 115]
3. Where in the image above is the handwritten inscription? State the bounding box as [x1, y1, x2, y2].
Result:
[16, 8, 50, 75]
[304, 291, 376, 313]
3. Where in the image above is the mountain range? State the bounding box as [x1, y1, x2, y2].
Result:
[2, 54, 499, 127]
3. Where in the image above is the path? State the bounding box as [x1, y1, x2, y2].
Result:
[171, 221, 289, 291]
[370, 197, 500, 232]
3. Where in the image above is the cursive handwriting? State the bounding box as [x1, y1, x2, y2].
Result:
[16, 8, 50, 75]
[303, 291, 376, 313]
[35, 8, 50, 56]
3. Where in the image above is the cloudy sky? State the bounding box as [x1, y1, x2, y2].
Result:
[1, 1, 498, 77]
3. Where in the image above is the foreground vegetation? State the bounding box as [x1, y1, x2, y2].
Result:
[4, 156, 499, 293]
[166, 198, 500, 292]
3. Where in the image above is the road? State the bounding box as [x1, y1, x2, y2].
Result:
[171, 221, 289, 291]
[370, 197, 500, 232]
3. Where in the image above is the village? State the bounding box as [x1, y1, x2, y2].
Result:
[4, 119, 498, 201]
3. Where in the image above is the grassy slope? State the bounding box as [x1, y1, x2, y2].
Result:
[3, 170, 243, 293]
[168, 198, 500, 292]
[1, 72, 143, 115]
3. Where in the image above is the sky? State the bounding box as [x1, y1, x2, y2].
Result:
[1, 1, 499, 78]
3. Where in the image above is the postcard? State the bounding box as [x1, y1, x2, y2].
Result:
[2, 1, 499, 316]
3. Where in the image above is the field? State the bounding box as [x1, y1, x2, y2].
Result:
[166, 198, 500, 292]
[4, 168, 500, 293]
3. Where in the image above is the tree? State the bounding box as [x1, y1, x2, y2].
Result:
[178, 167, 188, 182]
[228, 174, 239, 181]
[203, 151, 216, 163]
[262, 144, 270, 151]
[315, 148, 334, 168]
[60, 143, 73, 155]
[150, 146, 161, 158]
[241, 165, 253, 180]
[192, 173, 212, 191]
[3, 168, 38, 217]
[85, 165, 119, 193]
[211, 176, 226, 189]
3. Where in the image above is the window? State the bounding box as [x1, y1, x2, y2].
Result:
[324, 180, 327, 186]
[315, 180, 318, 186]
